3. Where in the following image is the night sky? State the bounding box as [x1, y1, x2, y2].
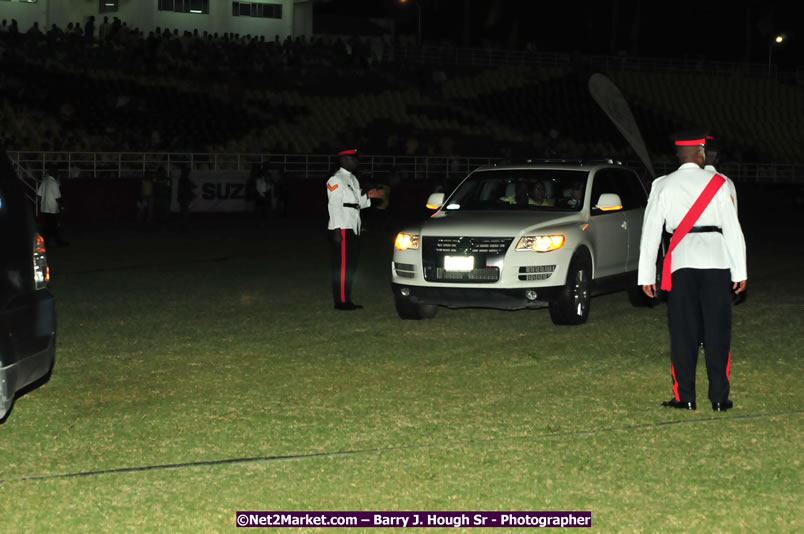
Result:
[315, 0, 801, 69]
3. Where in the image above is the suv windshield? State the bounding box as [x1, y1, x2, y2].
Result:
[443, 169, 588, 212]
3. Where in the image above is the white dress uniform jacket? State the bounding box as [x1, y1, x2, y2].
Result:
[704, 164, 737, 212]
[326, 167, 371, 234]
[638, 162, 747, 285]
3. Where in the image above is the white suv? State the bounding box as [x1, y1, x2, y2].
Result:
[391, 161, 650, 325]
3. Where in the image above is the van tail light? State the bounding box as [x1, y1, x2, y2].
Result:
[33, 233, 50, 289]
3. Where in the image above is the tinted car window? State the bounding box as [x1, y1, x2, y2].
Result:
[591, 168, 647, 212]
[444, 169, 588, 212]
[614, 169, 647, 209]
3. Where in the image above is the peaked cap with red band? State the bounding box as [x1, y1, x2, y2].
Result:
[672, 130, 708, 147]
[338, 149, 359, 157]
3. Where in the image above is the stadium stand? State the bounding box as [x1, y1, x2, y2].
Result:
[1, 20, 802, 168]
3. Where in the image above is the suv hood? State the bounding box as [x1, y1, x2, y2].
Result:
[420, 211, 585, 237]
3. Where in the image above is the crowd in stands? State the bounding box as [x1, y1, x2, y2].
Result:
[1, 16, 398, 154]
[2, 16, 797, 166]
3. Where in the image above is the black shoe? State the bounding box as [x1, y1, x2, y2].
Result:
[662, 399, 696, 410]
[712, 400, 733, 412]
[334, 302, 363, 311]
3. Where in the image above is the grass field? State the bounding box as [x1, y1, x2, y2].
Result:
[1, 215, 802, 533]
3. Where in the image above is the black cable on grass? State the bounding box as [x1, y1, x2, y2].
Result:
[6, 410, 802, 483]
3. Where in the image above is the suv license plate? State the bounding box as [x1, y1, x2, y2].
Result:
[444, 256, 474, 272]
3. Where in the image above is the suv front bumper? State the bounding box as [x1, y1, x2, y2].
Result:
[391, 283, 563, 310]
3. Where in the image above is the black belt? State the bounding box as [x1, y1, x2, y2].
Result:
[673, 226, 722, 234]
[689, 226, 722, 233]
[343, 203, 359, 209]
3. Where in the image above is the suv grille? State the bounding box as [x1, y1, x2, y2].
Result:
[424, 237, 513, 255]
[428, 266, 500, 282]
[421, 236, 512, 284]
[518, 265, 556, 281]
[394, 262, 415, 278]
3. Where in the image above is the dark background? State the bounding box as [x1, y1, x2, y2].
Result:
[316, 0, 801, 69]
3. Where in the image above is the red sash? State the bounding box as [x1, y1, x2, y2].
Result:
[661, 174, 726, 291]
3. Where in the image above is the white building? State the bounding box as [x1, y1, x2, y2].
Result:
[0, 0, 315, 39]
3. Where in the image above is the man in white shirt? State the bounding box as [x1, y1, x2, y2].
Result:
[327, 149, 383, 310]
[36, 169, 68, 246]
[638, 132, 746, 412]
[254, 167, 270, 225]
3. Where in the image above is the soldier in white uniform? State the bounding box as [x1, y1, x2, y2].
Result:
[704, 134, 738, 212]
[638, 132, 747, 411]
[327, 149, 384, 310]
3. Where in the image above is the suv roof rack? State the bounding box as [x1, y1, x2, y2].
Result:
[583, 158, 623, 166]
[497, 158, 583, 165]
[490, 158, 624, 167]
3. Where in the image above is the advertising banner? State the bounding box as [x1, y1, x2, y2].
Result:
[171, 171, 250, 213]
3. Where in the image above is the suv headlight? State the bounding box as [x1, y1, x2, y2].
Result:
[395, 233, 420, 251]
[515, 235, 565, 252]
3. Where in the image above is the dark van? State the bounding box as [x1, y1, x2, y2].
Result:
[0, 148, 56, 421]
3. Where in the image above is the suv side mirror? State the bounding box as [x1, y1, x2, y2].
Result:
[425, 192, 445, 210]
[593, 193, 623, 212]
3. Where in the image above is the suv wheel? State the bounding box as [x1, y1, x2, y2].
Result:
[394, 294, 438, 320]
[549, 251, 591, 325]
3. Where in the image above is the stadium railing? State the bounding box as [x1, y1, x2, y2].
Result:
[6, 151, 498, 182]
[7, 151, 802, 185]
[388, 45, 790, 79]
[647, 160, 803, 184]
[9, 157, 41, 214]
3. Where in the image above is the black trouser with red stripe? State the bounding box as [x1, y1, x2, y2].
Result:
[330, 229, 360, 305]
[667, 268, 732, 404]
